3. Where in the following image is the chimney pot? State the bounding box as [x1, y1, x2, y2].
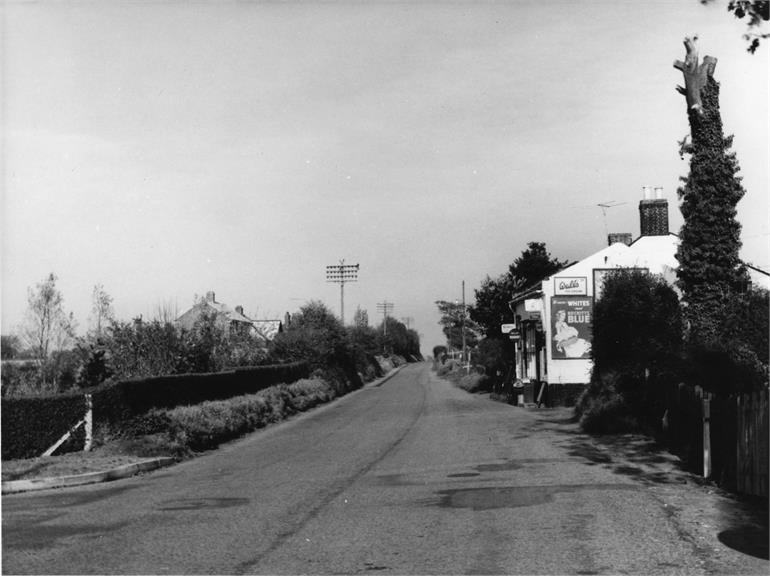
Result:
[235, 305, 244, 315]
[205, 291, 215, 302]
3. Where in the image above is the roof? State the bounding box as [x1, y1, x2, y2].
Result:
[251, 320, 282, 341]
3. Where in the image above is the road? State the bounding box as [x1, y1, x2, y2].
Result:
[2, 363, 767, 574]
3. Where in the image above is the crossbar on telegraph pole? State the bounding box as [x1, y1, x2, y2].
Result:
[326, 260, 359, 325]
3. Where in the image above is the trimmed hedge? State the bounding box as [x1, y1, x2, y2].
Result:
[92, 361, 310, 423]
[1, 392, 88, 460]
[1, 361, 309, 460]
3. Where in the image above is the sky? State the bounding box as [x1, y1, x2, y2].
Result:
[2, 0, 768, 355]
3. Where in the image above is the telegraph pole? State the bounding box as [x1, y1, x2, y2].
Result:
[325, 260, 359, 325]
[462, 280, 467, 370]
[376, 300, 394, 335]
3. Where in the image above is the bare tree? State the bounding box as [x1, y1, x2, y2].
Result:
[19, 273, 76, 363]
[89, 283, 115, 339]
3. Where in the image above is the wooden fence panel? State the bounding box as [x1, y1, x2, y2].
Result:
[736, 390, 768, 497]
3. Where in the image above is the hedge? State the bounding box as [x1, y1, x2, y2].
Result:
[1, 391, 88, 460]
[1, 361, 309, 460]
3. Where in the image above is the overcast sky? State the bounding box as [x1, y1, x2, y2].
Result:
[2, 0, 768, 353]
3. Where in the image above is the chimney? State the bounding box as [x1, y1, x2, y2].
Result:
[607, 232, 633, 246]
[639, 186, 669, 236]
[235, 305, 244, 315]
[205, 291, 216, 303]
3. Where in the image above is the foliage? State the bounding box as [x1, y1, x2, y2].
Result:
[432, 345, 447, 363]
[582, 269, 683, 431]
[104, 319, 188, 380]
[353, 306, 369, 328]
[592, 269, 683, 381]
[675, 56, 749, 346]
[702, 0, 769, 52]
[76, 344, 113, 389]
[434, 300, 480, 351]
[347, 324, 383, 380]
[685, 287, 769, 394]
[1, 389, 87, 459]
[136, 378, 335, 452]
[1, 335, 23, 359]
[674, 45, 767, 393]
[471, 242, 567, 339]
[575, 372, 639, 434]
[271, 301, 349, 370]
[473, 338, 508, 382]
[88, 284, 114, 340]
[18, 273, 77, 388]
[380, 317, 421, 358]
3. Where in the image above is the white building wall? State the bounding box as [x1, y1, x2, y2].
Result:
[542, 236, 680, 385]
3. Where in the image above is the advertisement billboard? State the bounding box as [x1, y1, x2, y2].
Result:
[551, 296, 593, 360]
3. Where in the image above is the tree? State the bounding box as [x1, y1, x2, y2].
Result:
[89, 284, 114, 340]
[702, 0, 769, 53]
[673, 37, 749, 346]
[19, 273, 76, 362]
[435, 300, 480, 351]
[471, 242, 568, 338]
[353, 306, 369, 328]
[1, 335, 22, 359]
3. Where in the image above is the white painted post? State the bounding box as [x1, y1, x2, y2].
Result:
[84, 393, 93, 452]
[703, 394, 711, 478]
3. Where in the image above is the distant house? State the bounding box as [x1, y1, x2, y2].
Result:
[176, 291, 283, 341]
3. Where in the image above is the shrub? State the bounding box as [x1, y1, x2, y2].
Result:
[457, 372, 487, 393]
[586, 269, 683, 430]
[139, 378, 337, 452]
[576, 372, 639, 434]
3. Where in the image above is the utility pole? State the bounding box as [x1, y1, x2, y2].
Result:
[325, 260, 359, 325]
[376, 300, 394, 335]
[462, 280, 467, 371]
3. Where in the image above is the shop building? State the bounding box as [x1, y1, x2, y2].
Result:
[509, 187, 769, 406]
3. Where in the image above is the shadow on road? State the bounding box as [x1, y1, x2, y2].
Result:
[526, 407, 769, 561]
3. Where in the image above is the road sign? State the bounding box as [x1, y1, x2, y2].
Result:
[501, 323, 517, 334]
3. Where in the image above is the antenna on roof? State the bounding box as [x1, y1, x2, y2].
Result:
[597, 201, 628, 238]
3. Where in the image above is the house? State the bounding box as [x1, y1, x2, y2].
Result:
[176, 291, 283, 342]
[509, 187, 770, 406]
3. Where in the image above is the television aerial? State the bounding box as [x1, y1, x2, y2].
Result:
[597, 201, 628, 238]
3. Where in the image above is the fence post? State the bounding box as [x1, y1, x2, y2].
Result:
[703, 393, 711, 478]
[84, 393, 93, 452]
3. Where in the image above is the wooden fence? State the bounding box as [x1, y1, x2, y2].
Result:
[735, 389, 768, 497]
[660, 382, 768, 498]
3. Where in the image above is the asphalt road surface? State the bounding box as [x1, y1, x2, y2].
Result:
[3, 363, 768, 574]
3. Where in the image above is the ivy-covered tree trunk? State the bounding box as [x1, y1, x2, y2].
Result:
[673, 36, 749, 345]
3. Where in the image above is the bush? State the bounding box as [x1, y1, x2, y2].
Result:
[457, 372, 487, 393]
[576, 372, 639, 434]
[585, 269, 683, 431]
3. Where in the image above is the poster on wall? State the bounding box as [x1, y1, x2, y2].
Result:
[551, 296, 593, 359]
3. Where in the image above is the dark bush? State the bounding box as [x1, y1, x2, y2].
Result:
[582, 269, 683, 431]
